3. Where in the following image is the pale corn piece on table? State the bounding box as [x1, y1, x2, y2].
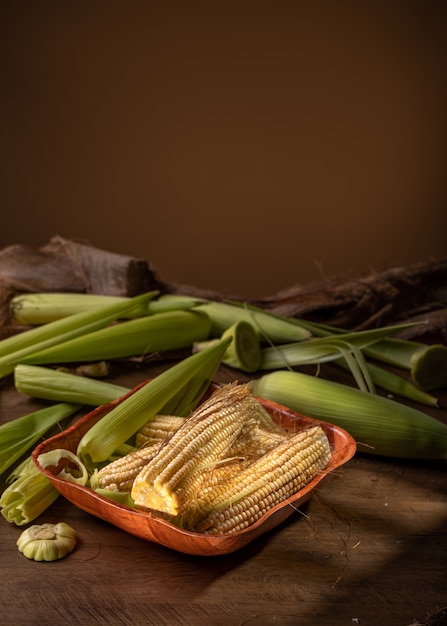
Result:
[96, 382, 332, 534]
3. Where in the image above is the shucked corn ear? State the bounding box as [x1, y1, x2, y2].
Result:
[18, 310, 211, 365]
[131, 382, 260, 516]
[91, 414, 185, 492]
[135, 415, 185, 448]
[91, 444, 163, 493]
[189, 425, 331, 534]
[249, 370, 447, 460]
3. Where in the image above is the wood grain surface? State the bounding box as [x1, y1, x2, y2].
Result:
[1, 360, 446, 626]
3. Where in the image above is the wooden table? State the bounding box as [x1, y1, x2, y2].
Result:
[1, 360, 446, 626]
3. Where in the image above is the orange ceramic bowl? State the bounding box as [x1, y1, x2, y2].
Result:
[32, 382, 356, 556]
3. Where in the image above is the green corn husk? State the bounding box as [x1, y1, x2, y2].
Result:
[14, 364, 131, 406]
[16, 309, 211, 366]
[194, 300, 311, 343]
[0, 457, 59, 525]
[10, 292, 204, 325]
[259, 323, 418, 370]
[93, 489, 136, 508]
[0, 402, 81, 476]
[37, 449, 89, 485]
[0, 292, 158, 378]
[193, 320, 261, 373]
[76, 336, 232, 467]
[11, 293, 136, 324]
[336, 358, 440, 407]
[282, 316, 447, 392]
[249, 370, 447, 460]
[147, 294, 207, 313]
[365, 340, 447, 391]
[258, 322, 423, 395]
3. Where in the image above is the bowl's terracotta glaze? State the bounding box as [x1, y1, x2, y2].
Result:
[32, 382, 356, 556]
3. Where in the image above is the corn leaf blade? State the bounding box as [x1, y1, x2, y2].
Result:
[18, 310, 211, 365]
[0, 292, 158, 378]
[0, 402, 81, 476]
[77, 336, 232, 467]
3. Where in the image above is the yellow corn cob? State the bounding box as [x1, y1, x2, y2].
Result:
[135, 415, 184, 448]
[131, 382, 261, 515]
[169, 424, 291, 521]
[226, 420, 289, 460]
[92, 444, 162, 492]
[188, 424, 331, 534]
[172, 458, 249, 518]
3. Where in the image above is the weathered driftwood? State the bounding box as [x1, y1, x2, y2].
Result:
[1, 237, 446, 342]
[252, 259, 447, 341]
[0, 235, 161, 295]
[167, 260, 447, 342]
[0, 236, 162, 326]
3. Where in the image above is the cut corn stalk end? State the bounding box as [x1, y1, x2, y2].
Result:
[410, 344, 447, 391]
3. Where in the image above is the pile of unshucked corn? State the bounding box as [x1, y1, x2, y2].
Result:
[1, 290, 447, 531]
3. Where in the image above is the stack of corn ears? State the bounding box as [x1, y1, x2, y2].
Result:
[93, 382, 332, 535]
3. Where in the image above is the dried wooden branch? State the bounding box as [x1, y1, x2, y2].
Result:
[250, 259, 447, 341]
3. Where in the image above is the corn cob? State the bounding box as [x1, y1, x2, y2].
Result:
[164, 417, 292, 522]
[92, 416, 188, 494]
[188, 425, 331, 534]
[131, 382, 261, 516]
[91, 444, 162, 492]
[135, 415, 185, 448]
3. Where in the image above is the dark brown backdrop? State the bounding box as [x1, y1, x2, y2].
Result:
[1, 1, 446, 298]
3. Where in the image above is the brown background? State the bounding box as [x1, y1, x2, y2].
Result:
[1, 1, 446, 298]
